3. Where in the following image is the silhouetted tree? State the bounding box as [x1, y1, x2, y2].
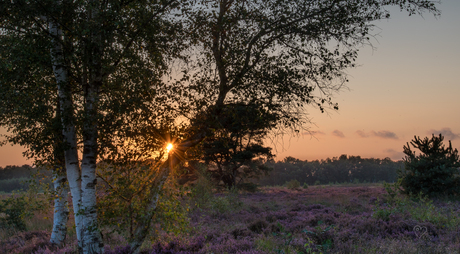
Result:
[399, 134, 460, 197]
[199, 103, 274, 189]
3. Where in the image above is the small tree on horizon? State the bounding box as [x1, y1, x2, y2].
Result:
[198, 103, 275, 189]
[399, 134, 460, 197]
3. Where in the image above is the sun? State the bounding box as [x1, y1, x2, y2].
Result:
[166, 143, 173, 153]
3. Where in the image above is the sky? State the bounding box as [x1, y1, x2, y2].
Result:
[273, 0, 460, 162]
[1, 0, 459, 167]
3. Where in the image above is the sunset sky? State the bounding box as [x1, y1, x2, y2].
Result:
[274, 0, 460, 162]
[1, 0, 459, 167]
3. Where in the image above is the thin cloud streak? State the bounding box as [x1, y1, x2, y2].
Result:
[356, 130, 398, 140]
[332, 130, 345, 138]
[372, 130, 398, 140]
[356, 130, 369, 138]
[427, 128, 459, 140]
[302, 130, 326, 136]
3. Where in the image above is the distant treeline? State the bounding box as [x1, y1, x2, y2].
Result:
[0, 165, 35, 180]
[0, 165, 51, 193]
[256, 155, 403, 186]
[1, 156, 402, 192]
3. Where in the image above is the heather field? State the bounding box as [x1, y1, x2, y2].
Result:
[2, 184, 460, 254]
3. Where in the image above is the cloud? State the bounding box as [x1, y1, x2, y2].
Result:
[302, 130, 326, 136]
[356, 130, 369, 138]
[332, 130, 345, 138]
[372, 130, 399, 140]
[427, 127, 459, 140]
[384, 149, 405, 161]
[356, 130, 398, 139]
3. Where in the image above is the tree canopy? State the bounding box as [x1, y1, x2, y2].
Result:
[174, 0, 439, 135]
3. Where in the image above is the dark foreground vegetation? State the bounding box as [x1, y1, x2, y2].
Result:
[2, 180, 460, 254]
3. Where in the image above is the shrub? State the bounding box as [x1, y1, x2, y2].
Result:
[0, 183, 48, 233]
[0, 196, 29, 231]
[399, 134, 460, 197]
[96, 161, 190, 247]
[285, 180, 300, 190]
[189, 166, 215, 208]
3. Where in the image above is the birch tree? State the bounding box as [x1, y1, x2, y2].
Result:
[0, 22, 71, 246]
[1, 0, 182, 252]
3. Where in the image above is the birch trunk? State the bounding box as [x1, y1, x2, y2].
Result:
[50, 166, 69, 246]
[49, 18, 83, 251]
[80, 4, 104, 251]
[80, 82, 104, 254]
[49, 84, 69, 246]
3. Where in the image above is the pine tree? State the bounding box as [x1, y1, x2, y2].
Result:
[399, 134, 460, 197]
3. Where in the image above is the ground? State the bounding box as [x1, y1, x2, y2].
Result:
[2, 184, 460, 253]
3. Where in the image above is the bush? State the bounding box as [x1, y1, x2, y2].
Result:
[0, 196, 29, 231]
[399, 134, 460, 197]
[0, 189, 45, 232]
[96, 161, 190, 243]
[189, 166, 215, 208]
[285, 180, 300, 190]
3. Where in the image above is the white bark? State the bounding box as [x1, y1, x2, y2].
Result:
[80, 4, 104, 251]
[81, 83, 104, 254]
[50, 168, 69, 246]
[49, 19, 83, 251]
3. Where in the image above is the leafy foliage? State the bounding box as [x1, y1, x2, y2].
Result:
[0, 196, 30, 231]
[177, 0, 440, 134]
[0, 188, 48, 232]
[1, 0, 185, 249]
[399, 134, 460, 197]
[96, 160, 189, 243]
[187, 165, 216, 208]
